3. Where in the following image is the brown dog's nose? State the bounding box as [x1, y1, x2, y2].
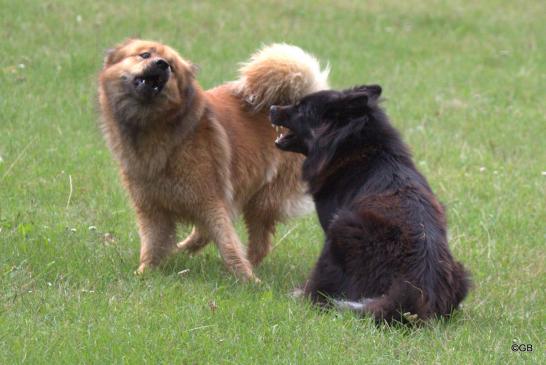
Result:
[155, 59, 170, 71]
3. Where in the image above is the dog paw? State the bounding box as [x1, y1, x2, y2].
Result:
[234, 271, 261, 284]
[290, 287, 305, 299]
[134, 264, 148, 276]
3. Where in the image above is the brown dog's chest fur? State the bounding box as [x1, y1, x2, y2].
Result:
[108, 85, 289, 221]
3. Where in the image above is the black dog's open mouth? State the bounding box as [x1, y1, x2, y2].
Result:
[132, 69, 169, 98]
[270, 105, 300, 150]
[273, 125, 296, 146]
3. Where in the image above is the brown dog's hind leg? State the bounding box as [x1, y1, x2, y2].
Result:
[135, 209, 177, 274]
[202, 204, 258, 282]
[244, 206, 277, 267]
[242, 182, 285, 267]
[176, 226, 210, 254]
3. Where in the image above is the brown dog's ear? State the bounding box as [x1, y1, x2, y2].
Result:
[190, 63, 200, 77]
[103, 38, 135, 67]
[103, 48, 118, 66]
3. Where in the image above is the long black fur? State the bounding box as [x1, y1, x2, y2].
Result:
[270, 85, 471, 324]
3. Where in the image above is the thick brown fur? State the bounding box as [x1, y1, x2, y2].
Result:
[97, 39, 328, 281]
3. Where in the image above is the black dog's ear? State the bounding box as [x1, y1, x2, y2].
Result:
[342, 91, 369, 114]
[364, 84, 382, 98]
[325, 91, 368, 119]
[347, 84, 382, 99]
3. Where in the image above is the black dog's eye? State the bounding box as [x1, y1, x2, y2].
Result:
[139, 52, 151, 59]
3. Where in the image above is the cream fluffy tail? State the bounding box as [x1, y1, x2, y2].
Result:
[232, 43, 330, 111]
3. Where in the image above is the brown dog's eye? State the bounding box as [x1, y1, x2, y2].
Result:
[139, 52, 151, 59]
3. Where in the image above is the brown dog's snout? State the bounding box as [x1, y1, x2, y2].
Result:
[154, 59, 170, 71]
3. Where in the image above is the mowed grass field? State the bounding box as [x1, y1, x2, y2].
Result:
[1, 0, 545, 363]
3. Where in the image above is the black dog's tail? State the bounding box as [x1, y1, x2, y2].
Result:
[332, 278, 428, 324]
[333, 264, 471, 324]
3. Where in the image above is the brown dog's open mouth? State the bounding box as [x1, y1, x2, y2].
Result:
[132, 70, 169, 98]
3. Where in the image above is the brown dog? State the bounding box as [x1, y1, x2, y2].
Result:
[97, 39, 329, 281]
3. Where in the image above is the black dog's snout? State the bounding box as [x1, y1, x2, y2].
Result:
[270, 105, 288, 123]
[155, 59, 170, 71]
[270, 105, 279, 118]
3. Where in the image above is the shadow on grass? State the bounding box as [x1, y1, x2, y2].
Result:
[157, 244, 309, 294]
[152, 246, 469, 333]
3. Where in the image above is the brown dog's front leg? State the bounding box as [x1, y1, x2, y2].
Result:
[135, 209, 176, 274]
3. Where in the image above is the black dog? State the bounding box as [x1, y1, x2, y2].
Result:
[270, 85, 470, 323]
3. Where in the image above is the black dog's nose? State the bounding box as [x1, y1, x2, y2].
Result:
[270, 105, 279, 116]
[155, 59, 170, 71]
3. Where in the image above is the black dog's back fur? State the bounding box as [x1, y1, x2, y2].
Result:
[270, 85, 470, 323]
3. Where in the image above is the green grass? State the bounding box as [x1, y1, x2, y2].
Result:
[1, 0, 545, 363]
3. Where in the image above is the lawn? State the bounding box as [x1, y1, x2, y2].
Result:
[1, 0, 544, 363]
